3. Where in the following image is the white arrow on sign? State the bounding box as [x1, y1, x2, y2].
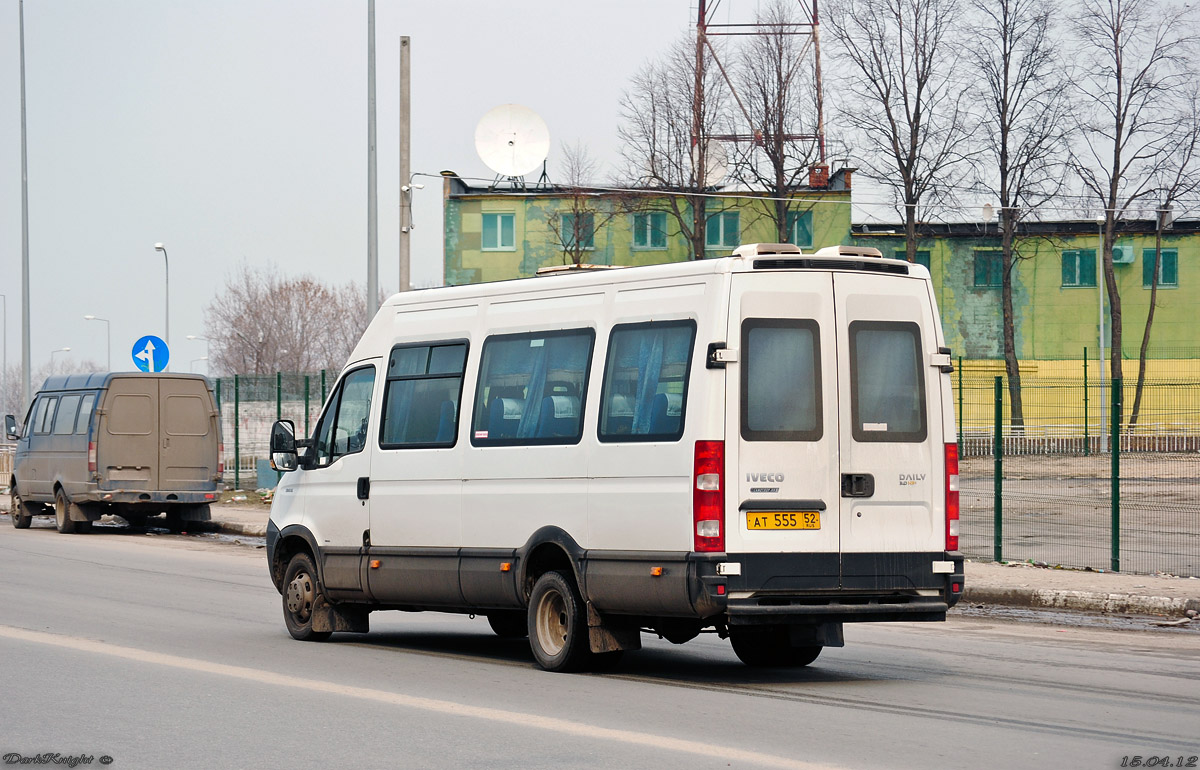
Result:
[135, 339, 156, 371]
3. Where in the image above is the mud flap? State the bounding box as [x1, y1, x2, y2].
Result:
[790, 622, 845, 648]
[310, 598, 370, 634]
[68, 502, 99, 522]
[587, 602, 641, 653]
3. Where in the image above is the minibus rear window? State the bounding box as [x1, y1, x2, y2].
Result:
[741, 319, 822, 442]
[849, 321, 927, 442]
[471, 329, 594, 446]
[598, 320, 696, 443]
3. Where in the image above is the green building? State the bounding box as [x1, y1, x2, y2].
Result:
[441, 169, 854, 286]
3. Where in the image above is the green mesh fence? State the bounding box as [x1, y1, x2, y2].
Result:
[957, 369, 1200, 577]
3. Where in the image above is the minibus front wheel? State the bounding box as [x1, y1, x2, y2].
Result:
[282, 552, 332, 642]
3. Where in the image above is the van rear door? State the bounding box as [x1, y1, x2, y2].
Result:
[724, 272, 842, 589]
[159, 378, 218, 490]
[99, 377, 159, 490]
[834, 272, 945, 586]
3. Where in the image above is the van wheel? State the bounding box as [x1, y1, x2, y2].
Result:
[283, 552, 332, 642]
[729, 627, 822, 668]
[528, 570, 590, 672]
[10, 489, 33, 529]
[54, 489, 78, 534]
[486, 611, 528, 638]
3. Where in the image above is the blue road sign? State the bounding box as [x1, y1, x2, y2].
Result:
[132, 335, 170, 372]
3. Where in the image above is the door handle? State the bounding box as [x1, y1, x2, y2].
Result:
[841, 473, 875, 498]
[357, 477, 370, 500]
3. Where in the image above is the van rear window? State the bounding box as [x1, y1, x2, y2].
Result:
[76, 394, 95, 434]
[471, 329, 594, 446]
[598, 320, 695, 442]
[849, 321, 927, 442]
[741, 319, 822, 441]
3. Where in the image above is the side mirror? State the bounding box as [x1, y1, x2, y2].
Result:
[270, 420, 298, 472]
[4, 414, 18, 442]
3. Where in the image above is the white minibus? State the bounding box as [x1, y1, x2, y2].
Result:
[266, 243, 963, 672]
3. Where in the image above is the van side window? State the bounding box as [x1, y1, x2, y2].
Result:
[310, 366, 376, 467]
[471, 329, 594, 446]
[53, 395, 82, 435]
[76, 395, 95, 434]
[598, 320, 696, 442]
[741, 319, 823, 442]
[33, 397, 58, 435]
[380, 341, 467, 448]
[849, 321, 927, 442]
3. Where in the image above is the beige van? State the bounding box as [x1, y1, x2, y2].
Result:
[5, 373, 224, 533]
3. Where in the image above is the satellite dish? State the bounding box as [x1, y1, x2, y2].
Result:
[475, 104, 551, 178]
[692, 140, 728, 187]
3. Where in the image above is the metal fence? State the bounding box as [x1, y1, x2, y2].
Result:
[959, 372, 1200, 577]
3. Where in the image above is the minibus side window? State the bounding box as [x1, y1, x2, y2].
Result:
[309, 366, 376, 467]
[76, 394, 96, 433]
[34, 397, 58, 435]
[741, 319, 823, 441]
[380, 341, 468, 448]
[598, 320, 696, 442]
[471, 329, 594, 446]
[849, 321, 927, 442]
[52, 395, 82, 435]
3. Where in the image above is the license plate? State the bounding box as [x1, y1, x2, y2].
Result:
[746, 511, 821, 530]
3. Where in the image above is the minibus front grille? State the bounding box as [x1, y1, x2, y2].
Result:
[753, 258, 910, 275]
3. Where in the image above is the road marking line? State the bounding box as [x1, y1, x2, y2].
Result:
[0, 624, 835, 769]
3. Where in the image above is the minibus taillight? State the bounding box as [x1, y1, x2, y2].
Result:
[217, 443, 225, 478]
[945, 443, 960, 552]
[693, 440, 725, 553]
[87, 442, 96, 473]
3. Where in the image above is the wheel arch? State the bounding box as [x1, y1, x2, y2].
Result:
[516, 526, 586, 604]
[270, 524, 323, 594]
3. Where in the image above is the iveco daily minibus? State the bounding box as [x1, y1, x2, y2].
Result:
[265, 243, 963, 672]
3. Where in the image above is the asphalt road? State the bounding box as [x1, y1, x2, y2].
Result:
[1, 522, 1198, 770]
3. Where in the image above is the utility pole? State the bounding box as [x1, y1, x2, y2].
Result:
[20, 0, 32, 409]
[398, 35, 411, 293]
[366, 0, 379, 315]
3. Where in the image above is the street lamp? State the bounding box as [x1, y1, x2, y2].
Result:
[399, 176, 425, 293]
[50, 346, 70, 370]
[187, 334, 209, 362]
[190, 356, 208, 372]
[1, 293, 7, 379]
[84, 315, 111, 371]
[154, 243, 170, 365]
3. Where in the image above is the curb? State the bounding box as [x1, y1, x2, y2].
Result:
[209, 521, 267, 538]
[964, 585, 1200, 618]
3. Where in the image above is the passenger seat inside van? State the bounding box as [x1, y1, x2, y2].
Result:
[648, 392, 682, 435]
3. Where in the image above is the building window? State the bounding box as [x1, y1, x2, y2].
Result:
[706, 210, 740, 250]
[481, 213, 515, 251]
[632, 212, 668, 249]
[973, 250, 1004, 288]
[893, 249, 931, 270]
[1061, 249, 1097, 287]
[786, 210, 814, 249]
[1142, 248, 1178, 288]
[560, 212, 595, 251]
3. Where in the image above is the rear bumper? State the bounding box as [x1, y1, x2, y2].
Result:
[77, 489, 219, 506]
[692, 551, 965, 625]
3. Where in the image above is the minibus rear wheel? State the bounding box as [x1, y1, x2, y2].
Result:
[282, 552, 332, 642]
[528, 570, 590, 672]
[729, 626, 822, 667]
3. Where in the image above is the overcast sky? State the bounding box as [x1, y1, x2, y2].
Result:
[0, 0, 714, 376]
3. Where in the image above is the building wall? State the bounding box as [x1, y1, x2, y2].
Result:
[852, 229, 1198, 363]
[443, 190, 853, 286]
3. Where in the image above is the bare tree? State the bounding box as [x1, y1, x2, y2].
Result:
[544, 142, 624, 266]
[1069, 0, 1197, 400]
[828, 0, 974, 262]
[729, 0, 822, 243]
[1130, 91, 1200, 426]
[967, 0, 1072, 428]
[618, 33, 730, 260]
[203, 262, 375, 376]
[2, 358, 103, 425]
